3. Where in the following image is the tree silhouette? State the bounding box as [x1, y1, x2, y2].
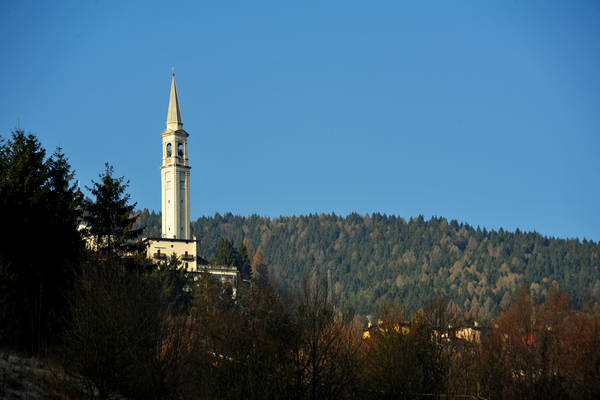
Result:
[0, 130, 83, 352]
[84, 163, 142, 258]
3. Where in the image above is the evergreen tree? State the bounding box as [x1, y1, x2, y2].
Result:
[212, 238, 238, 266]
[154, 255, 195, 314]
[0, 130, 83, 352]
[242, 238, 254, 261]
[237, 241, 252, 279]
[84, 163, 142, 258]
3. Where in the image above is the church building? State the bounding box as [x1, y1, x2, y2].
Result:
[145, 73, 198, 271]
[145, 74, 237, 288]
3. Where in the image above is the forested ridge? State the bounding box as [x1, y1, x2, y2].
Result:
[137, 210, 600, 318]
[3, 129, 600, 399]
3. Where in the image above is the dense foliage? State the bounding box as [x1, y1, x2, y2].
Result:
[0, 130, 145, 353]
[2, 130, 599, 399]
[84, 163, 143, 258]
[64, 262, 600, 400]
[136, 211, 600, 318]
[0, 130, 83, 352]
[211, 238, 251, 278]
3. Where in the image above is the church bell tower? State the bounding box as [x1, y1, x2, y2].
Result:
[145, 72, 237, 283]
[161, 73, 191, 239]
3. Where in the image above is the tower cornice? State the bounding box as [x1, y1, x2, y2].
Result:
[161, 128, 189, 138]
[160, 164, 191, 171]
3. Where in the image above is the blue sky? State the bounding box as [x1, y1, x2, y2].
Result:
[1, 1, 599, 241]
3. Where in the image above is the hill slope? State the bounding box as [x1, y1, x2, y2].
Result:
[136, 211, 600, 318]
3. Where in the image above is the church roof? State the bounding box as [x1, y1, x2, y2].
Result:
[166, 73, 183, 131]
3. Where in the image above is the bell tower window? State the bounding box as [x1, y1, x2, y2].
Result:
[166, 143, 172, 157]
[178, 143, 184, 157]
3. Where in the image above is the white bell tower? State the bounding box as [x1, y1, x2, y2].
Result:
[161, 73, 191, 240]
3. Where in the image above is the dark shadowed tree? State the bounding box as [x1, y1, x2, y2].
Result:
[84, 163, 143, 259]
[237, 240, 252, 279]
[65, 256, 196, 400]
[211, 237, 253, 278]
[363, 308, 449, 398]
[0, 130, 83, 353]
[290, 275, 361, 400]
[153, 254, 195, 314]
[212, 238, 237, 266]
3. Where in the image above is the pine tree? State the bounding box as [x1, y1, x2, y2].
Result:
[0, 130, 83, 352]
[237, 241, 251, 279]
[212, 238, 237, 266]
[84, 163, 142, 258]
[154, 255, 195, 314]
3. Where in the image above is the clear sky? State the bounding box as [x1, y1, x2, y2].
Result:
[1, 1, 599, 241]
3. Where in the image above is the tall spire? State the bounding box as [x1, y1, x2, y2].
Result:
[166, 73, 183, 131]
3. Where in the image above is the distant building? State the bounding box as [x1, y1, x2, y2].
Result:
[361, 319, 482, 343]
[146, 237, 198, 271]
[145, 74, 238, 287]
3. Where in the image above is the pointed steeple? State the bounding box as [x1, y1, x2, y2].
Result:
[166, 73, 183, 131]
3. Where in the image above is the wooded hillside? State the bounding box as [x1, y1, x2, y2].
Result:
[136, 210, 600, 319]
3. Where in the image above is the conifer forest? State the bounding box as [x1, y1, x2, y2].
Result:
[1, 130, 599, 399]
[136, 210, 600, 319]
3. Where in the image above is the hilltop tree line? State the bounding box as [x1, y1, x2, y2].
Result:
[1, 129, 599, 399]
[136, 211, 600, 319]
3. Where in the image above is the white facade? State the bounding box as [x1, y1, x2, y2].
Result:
[161, 74, 191, 240]
[146, 238, 197, 272]
[146, 75, 239, 289]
